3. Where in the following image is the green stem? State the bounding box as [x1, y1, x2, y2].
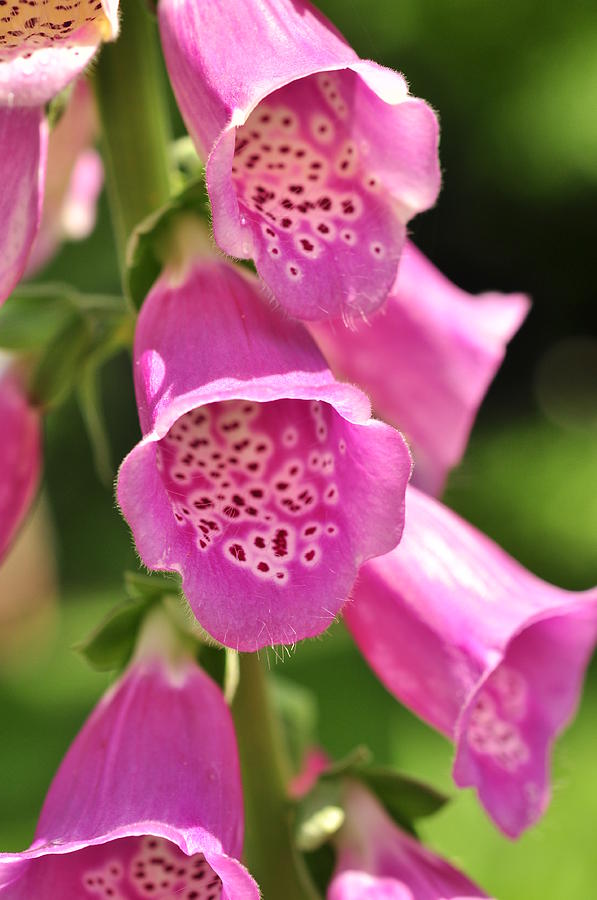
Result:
[92, 0, 172, 276]
[232, 653, 320, 900]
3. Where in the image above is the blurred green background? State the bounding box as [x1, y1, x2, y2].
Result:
[1, 1, 596, 897]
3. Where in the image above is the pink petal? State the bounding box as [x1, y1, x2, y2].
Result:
[345, 487, 597, 836]
[0, 0, 119, 107]
[0, 366, 41, 562]
[0, 656, 259, 898]
[289, 748, 331, 798]
[26, 79, 103, 276]
[0, 106, 47, 305]
[309, 241, 530, 494]
[158, 0, 440, 321]
[329, 781, 489, 899]
[117, 259, 411, 650]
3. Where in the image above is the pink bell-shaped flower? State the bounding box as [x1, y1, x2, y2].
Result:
[0, 359, 41, 564]
[309, 240, 530, 495]
[0, 618, 259, 898]
[0, 0, 118, 304]
[345, 486, 597, 837]
[329, 780, 489, 899]
[25, 79, 103, 277]
[158, 0, 440, 322]
[117, 250, 411, 651]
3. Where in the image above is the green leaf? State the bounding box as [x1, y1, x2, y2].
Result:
[0, 286, 72, 350]
[30, 313, 93, 408]
[75, 595, 153, 672]
[18, 287, 133, 410]
[125, 177, 209, 309]
[357, 767, 448, 830]
[46, 83, 73, 130]
[295, 778, 345, 852]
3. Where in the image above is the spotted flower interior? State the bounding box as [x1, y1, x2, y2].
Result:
[17, 836, 222, 899]
[158, 398, 345, 587]
[466, 665, 531, 773]
[231, 70, 404, 321]
[0, 0, 111, 62]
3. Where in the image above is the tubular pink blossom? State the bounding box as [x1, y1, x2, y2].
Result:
[0, 653, 259, 899]
[0, 0, 119, 108]
[0, 0, 118, 303]
[25, 79, 103, 277]
[117, 256, 411, 651]
[0, 106, 47, 305]
[345, 486, 597, 838]
[0, 363, 41, 564]
[309, 241, 530, 495]
[329, 780, 489, 899]
[158, 0, 440, 322]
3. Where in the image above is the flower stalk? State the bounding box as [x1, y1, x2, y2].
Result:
[92, 0, 172, 276]
[91, 6, 319, 894]
[233, 652, 320, 900]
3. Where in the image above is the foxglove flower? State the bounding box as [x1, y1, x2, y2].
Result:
[345, 486, 597, 837]
[158, 0, 440, 322]
[0, 642, 259, 898]
[0, 359, 41, 564]
[329, 780, 488, 899]
[25, 79, 103, 276]
[309, 241, 530, 494]
[0, 0, 118, 304]
[117, 254, 411, 651]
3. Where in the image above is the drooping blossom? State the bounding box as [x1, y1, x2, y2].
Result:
[329, 780, 489, 899]
[0, 625, 259, 898]
[0, 358, 41, 564]
[0, 0, 118, 305]
[117, 249, 411, 651]
[25, 79, 103, 277]
[158, 0, 440, 322]
[345, 486, 597, 837]
[309, 240, 530, 495]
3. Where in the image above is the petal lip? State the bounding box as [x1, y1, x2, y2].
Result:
[345, 486, 597, 835]
[453, 595, 597, 838]
[0, 107, 47, 306]
[141, 373, 372, 444]
[0, 0, 119, 107]
[0, 47, 98, 107]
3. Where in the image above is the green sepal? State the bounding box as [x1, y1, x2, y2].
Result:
[356, 767, 448, 832]
[295, 778, 345, 852]
[75, 572, 183, 672]
[22, 288, 133, 410]
[77, 366, 113, 486]
[124, 570, 180, 602]
[294, 748, 448, 852]
[125, 176, 209, 310]
[30, 313, 94, 409]
[271, 676, 319, 773]
[46, 83, 73, 130]
[0, 285, 74, 350]
[74, 594, 155, 672]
